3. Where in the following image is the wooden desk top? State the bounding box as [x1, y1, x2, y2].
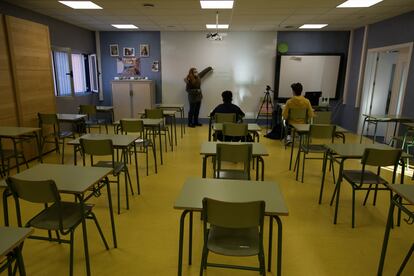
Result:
[67, 133, 138, 147]
[0, 227, 33, 258]
[213, 123, 261, 132]
[385, 184, 414, 205]
[200, 142, 268, 156]
[174, 177, 289, 216]
[0, 164, 112, 194]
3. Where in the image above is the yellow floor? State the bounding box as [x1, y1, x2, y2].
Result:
[1, 125, 414, 275]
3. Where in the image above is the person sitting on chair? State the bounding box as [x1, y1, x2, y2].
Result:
[210, 90, 246, 141]
[282, 83, 314, 142]
[210, 90, 245, 122]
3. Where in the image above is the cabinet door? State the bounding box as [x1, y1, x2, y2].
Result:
[112, 82, 132, 121]
[131, 82, 152, 115]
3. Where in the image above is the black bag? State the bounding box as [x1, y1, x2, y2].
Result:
[264, 124, 283, 140]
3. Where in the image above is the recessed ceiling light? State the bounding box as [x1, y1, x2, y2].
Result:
[58, 1, 102, 9]
[111, 24, 139, 29]
[206, 24, 229, 29]
[337, 0, 383, 8]
[299, 24, 328, 29]
[200, 1, 234, 9]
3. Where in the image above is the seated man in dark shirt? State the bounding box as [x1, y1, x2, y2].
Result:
[210, 90, 245, 122]
[210, 90, 247, 141]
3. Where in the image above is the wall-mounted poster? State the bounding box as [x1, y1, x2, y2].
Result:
[110, 44, 119, 56]
[121, 57, 140, 76]
[152, 61, 159, 72]
[140, 44, 149, 57]
[123, 47, 135, 57]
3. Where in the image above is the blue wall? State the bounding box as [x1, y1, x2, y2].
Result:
[277, 31, 351, 124]
[342, 11, 414, 132]
[99, 31, 162, 105]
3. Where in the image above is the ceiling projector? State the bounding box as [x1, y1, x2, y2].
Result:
[206, 32, 223, 41]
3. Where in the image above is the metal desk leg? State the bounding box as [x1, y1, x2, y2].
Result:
[360, 117, 368, 143]
[268, 216, 273, 272]
[105, 177, 117, 248]
[158, 125, 163, 164]
[208, 117, 212, 141]
[188, 211, 193, 265]
[178, 210, 190, 276]
[78, 194, 91, 276]
[268, 216, 283, 276]
[202, 156, 207, 178]
[133, 143, 140, 195]
[34, 131, 43, 163]
[182, 108, 185, 135]
[377, 195, 397, 275]
[333, 159, 345, 224]
[173, 115, 178, 146]
[289, 129, 296, 170]
[12, 138, 20, 173]
[295, 134, 303, 181]
[122, 148, 129, 209]
[256, 157, 259, 180]
[319, 151, 328, 204]
[14, 245, 26, 276]
[3, 189, 10, 226]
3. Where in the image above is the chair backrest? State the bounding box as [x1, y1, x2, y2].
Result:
[309, 124, 336, 140]
[120, 119, 144, 135]
[222, 123, 248, 139]
[288, 108, 308, 123]
[214, 113, 236, 123]
[79, 105, 97, 116]
[362, 148, 402, 167]
[80, 138, 113, 156]
[6, 177, 62, 228]
[145, 109, 163, 119]
[202, 197, 265, 229]
[216, 143, 252, 179]
[313, 111, 332, 124]
[38, 113, 59, 126]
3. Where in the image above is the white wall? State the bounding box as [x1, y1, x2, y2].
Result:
[160, 32, 277, 118]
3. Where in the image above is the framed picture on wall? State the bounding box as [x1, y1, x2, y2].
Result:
[140, 44, 149, 57]
[110, 44, 119, 57]
[123, 47, 135, 57]
[151, 61, 159, 72]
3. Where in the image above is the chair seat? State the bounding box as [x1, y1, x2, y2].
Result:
[216, 170, 249, 180]
[207, 226, 260, 256]
[343, 170, 388, 185]
[301, 144, 327, 153]
[58, 130, 74, 138]
[94, 161, 125, 175]
[28, 202, 93, 230]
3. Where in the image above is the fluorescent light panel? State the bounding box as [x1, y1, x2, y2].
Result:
[206, 24, 229, 29]
[337, 0, 383, 8]
[200, 1, 234, 9]
[299, 24, 328, 29]
[58, 1, 102, 9]
[111, 24, 139, 29]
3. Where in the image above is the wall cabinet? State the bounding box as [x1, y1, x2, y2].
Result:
[111, 80, 155, 121]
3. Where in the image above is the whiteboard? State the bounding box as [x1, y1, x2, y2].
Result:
[278, 55, 341, 99]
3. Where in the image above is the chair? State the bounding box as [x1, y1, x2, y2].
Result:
[38, 113, 75, 164]
[145, 109, 172, 152]
[80, 138, 134, 214]
[0, 139, 29, 177]
[341, 148, 402, 228]
[79, 105, 109, 134]
[283, 108, 309, 146]
[200, 198, 265, 275]
[222, 123, 248, 142]
[389, 128, 414, 168]
[296, 124, 336, 183]
[215, 143, 252, 180]
[6, 177, 109, 276]
[120, 119, 157, 176]
[214, 113, 236, 123]
[312, 111, 331, 124]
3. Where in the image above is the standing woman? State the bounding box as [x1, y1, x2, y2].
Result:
[184, 66, 213, 127]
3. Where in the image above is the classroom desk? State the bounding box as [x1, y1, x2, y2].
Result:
[96, 106, 114, 123]
[360, 114, 413, 144]
[0, 164, 115, 276]
[57, 113, 87, 134]
[378, 184, 414, 275]
[0, 227, 33, 276]
[155, 103, 185, 137]
[321, 143, 410, 225]
[288, 123, 349, 171]
[138, 110, 177, 149]
[0, 127, 42, 173]
[114, 118, 164, 165]
[174, 177, 289, 276]
[212, 123, 262, 142]
[200, 141, 269, 181]
[67, 133, 141, 199]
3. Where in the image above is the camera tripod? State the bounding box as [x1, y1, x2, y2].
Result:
[256, 86, 274, 130]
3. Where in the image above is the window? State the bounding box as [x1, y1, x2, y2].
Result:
[51, 48, 99, 96]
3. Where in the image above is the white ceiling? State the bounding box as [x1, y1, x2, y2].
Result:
[5, 0, 414, 31]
